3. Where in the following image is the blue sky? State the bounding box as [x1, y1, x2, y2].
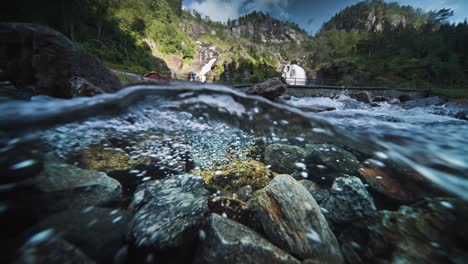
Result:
[182, 0, 468, 34]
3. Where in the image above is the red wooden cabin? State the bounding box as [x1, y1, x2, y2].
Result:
[143, 71, 170, 83]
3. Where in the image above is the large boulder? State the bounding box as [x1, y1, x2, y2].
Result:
[128, 174, 209, 250]
[23, 208, 130, 263]
[0, 23, 121, 98]
[305, 144, 360, 186]
[314, 176, 376, 225]
[264, 144, 307, 176]
[339, 198, 468, 263]
[194, 213, 300, 264]
[255, 175, 343, 262]
[245, 77, 287, 100]
[20, 158, 122, 215]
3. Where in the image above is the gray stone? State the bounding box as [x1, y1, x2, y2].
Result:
[24, 208, 130, 263]
[350, 92, 370, 103]
[17, 234, 96, 264]
[68, 77, 105, 97]
[320, 176, 376, 224]
[299, 180, 319, 193]
[235, 185, 253, 202]
[264, 144, 307, 175]
[255, 175, 343, 262]
[0, 23, 121, 98]
[245, 77, 287, 100]
[194, 213, 300, 264]
[21, 158, 122, 214]
[128, 174, 209, 250]
[305, 144, 360, 186]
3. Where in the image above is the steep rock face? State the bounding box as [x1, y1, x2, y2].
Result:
[0, 23, 121, 98]
[320, 0, 429, 33]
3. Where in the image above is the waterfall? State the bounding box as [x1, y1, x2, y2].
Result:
[282, 63, 307, 85]
[197, 58, 217, 83]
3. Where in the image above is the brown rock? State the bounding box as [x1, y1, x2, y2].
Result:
[245, 77, 287, 100]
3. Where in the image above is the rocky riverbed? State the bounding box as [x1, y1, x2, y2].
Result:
[0, 83, 467, 264]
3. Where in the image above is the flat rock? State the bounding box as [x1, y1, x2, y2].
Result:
[245, 77, 287, 100]
[264, 144, 307, 176]
[128, 174, 209, 250]
[21, 158, 122, 214]
[194, 213, 300, 264]
[24, 208, 130, 263]
[17, 233, 96, 264]
[255, 175, 343, 262]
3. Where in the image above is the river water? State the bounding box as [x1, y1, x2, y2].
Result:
[1, 83, 467, 262]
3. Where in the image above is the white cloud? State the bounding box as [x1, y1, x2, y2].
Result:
[185, 0, 293, 22]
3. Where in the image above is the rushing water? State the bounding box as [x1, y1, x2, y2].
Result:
[1, 83, 467, 262]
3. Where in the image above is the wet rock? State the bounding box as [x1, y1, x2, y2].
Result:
[68, 77, 105, 97]
[128, 174, 209, 250]
[398, 94, 413, 102]
[454, 111, 468, 121]
[319, 176, 376, 224]
[207, 195, 257, 227]
[21, 158, 122, 214]
[201, 159, 274, 192]
[388, 98, 400, 104]
[371, 96, 388, 103]
[305, 144, 360, 186]
[194, 213, 300, 264]
[24, 208, 130, 263]
[402, 96, 447, 109]
[255, 175, 343, 262]
[350, 92, 371, 104]
[339, 198, 468, 263]
[299, 179, 319, 193]
[358, 165, 437, 203]
[264, 144, 307, 176]
[16, 233, 96, 264]
[245, 77, 287, 100]
[0, 23, 121, 98]
[234, 185, 253, 202]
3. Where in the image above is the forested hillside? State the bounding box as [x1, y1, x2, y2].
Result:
[2, 0, 468, 88]
[308, 0, 468, 88]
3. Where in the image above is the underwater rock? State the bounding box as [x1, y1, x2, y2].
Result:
[358, 165, 437, 203]
[24, 208, 130, 263]
[255, 175, 343, 262]
[299, 180, 319, 193]
[128, 174, 209, 250]
[194, 213, 300, 264]
[264, 144, 307, 176]
[207, 195, 258, 229]
[234, 185, 254, 202]
[68, 76, 105, 97]
[339, 198, 468, 263]
[21, 158, 122, 214]
[454, 111, 468, 121]
[305, 144, 360, 186]
[0, 23, 121, 98]
[16, 234, 96, 264]
[201, 159, 274, 192]
[245, 77, 287, 100]
[318, 176, 376, 224]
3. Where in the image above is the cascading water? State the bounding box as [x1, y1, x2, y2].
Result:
[197, 58, 217, 83]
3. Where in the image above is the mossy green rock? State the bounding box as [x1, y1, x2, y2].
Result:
[200, 159, 274, 192]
